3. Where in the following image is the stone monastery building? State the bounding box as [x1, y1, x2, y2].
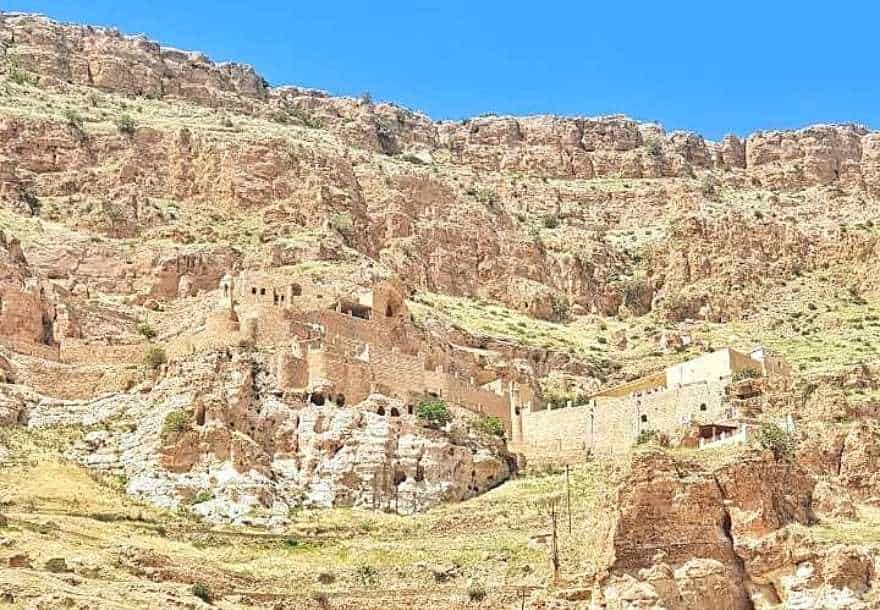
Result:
[510, 345, 791, 460]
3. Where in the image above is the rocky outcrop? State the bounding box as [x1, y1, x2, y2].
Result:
[26, 349, 513, 524]
[0, 13, 267, 109]
[604, 449, 879, 610]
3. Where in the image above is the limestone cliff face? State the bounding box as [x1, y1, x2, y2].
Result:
[3, 13, 880, 191]
[0, 13, 268, 109]
[24, 349, 512, 524]
[2, 12, 880, 326]
[605, 449, 876, 610]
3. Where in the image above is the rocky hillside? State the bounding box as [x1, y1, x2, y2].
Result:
[1, 11, 880, 610]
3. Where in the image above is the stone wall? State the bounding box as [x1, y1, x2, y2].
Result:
[517, 375, 732, 460]
[60, 339, 147, 366]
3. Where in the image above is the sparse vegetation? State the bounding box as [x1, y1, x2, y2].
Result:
[417, 398, 452, 428]
[63, 109, 84, 131]
[161, 409, 189, 441]
[644, 138, 662, 158]
[143, 345, 166, 369]
[551, 296, 571, 322]
[354, 564, 379, 586]
[755, 422, 794, 459]
[636, 429, 657, 445]
[137, 319, 157, 340]
[329, 212, 353, 236]
[476, 416, 505, 438]
[732, 367, 761, 382]
[191, 582, 213, 603]
[116, 113, 136, 135]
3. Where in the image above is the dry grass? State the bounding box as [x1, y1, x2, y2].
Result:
[0, 428, 620, 608]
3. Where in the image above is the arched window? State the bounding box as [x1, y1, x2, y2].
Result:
[390, 407, 400, 417]
[377, 406, 386, 416]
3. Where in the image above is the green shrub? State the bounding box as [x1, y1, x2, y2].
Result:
[732, 367, 761, 382]
[190, 490, 213, 505]
[700, 174, 720, 199]
[542, 214, 560, 229]
[161, 409, 189, 441]
[467, 579, 487, 602]
[191, 582, 213, 603]
[551, 296, 571, 322]
[476, 416, 505, 438]
[636, 429, 657, 445]
[417, 398, 452, 428]
[116, 113, 136, 135]
[755, 422, 793, 459]
[354, 564, 379, 586]
[6, 57, 36, 86]
[143, 345, 166, 369]
[400, 153, 426, 165]
[63, 109, 84, 131]
[330, 212, 353, 236]
[466, 186, 498, 207]
[644, 138, 662, 158]
[137, 320, 156, 340]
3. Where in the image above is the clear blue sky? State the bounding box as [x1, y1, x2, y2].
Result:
[5, 1, 878, 140]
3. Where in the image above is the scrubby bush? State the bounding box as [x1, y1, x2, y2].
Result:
[6, 57, 36, 86]
[63, 109, 84, 131]
[476, 416, 505, 438]
[137, 319, 156, 340]
[644, 138, 662, 158]
[191, 582, 213, 603]
[143, 345, 166, 369]
[400, 153, 426, 165]
[551, 296, 571, 322]
[354, 564, 379, 586]
[732, 367, 761, 382]
[190, 490, 213, 505]
[467, 579, 487, 601]
[161, 409, 189, 441]
[417, 398, 452, 428]
[542, 214, 560, 229]
[329, 212, 353, 236]
[636, 429, 657, 445]
[755, 422, 794, 459]
[700, 173, 720, 199]
[116, 113, 136, 136]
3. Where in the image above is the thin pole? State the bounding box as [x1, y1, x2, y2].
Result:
[565, 464, 572, 535]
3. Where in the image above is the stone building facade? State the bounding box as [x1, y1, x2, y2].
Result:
[511, 347, 788, 463]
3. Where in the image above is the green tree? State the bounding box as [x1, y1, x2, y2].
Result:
[417, 398, 452, 428]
